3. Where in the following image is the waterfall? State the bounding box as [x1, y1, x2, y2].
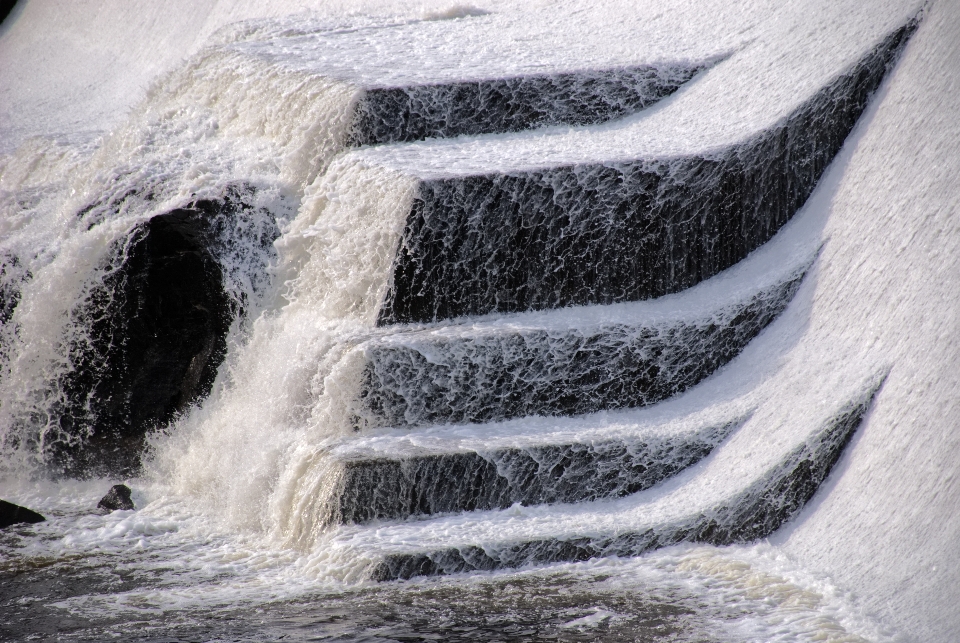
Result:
[2, 1, 959, 641]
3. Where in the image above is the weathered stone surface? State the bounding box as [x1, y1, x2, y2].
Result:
[97, 484, 134, 512]
[0, 499, 45, 529]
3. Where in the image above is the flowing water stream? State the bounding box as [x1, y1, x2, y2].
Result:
[2, 1, 959, 641]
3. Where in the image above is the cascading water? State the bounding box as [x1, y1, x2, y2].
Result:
[1, 0, 959, 641]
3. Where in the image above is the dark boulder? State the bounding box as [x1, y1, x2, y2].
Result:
[97, 484, 135, 512]
[52, 185, 280, 478]
[0, 1, 18, 29]
[0, 499, 45, 529]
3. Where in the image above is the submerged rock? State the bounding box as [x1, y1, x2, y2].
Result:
[97, 484, 135, 512]
[0, 499, 46, 529]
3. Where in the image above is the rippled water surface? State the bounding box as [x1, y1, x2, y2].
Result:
[0, 481, 887, 643]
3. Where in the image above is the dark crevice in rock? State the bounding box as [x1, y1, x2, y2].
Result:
[378, 22, 915, 325]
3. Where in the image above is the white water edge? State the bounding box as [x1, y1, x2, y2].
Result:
[1, 1, 958, 642]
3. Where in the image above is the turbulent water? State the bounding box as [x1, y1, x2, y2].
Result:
[2, 0, 960, 641]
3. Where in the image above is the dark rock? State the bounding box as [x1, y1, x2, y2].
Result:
[0, 1, 18, 28]
[97, 484, 134, 512]
[0, 499, 45, 529]
[0, 253, 28, 327]
[51, 184, 280, 478]
[0, 253, 29, 383]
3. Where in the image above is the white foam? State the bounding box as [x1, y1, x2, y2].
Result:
[342, 0, 922, 177]
[2, 0, 959, 640]
[328, 401, 749, 459]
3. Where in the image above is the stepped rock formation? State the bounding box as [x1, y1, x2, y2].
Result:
[369, 382, 879, 580]
[356, 257, 808, 429]
[1, 0, 916, 545]
[376, 27, 908, 323]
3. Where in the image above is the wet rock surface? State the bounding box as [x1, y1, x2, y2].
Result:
[97, 484, 134, 512]
[52, 186, 279, 478]
[370, 383, 878, 580]
[378, 24, 914, 324]
[361, 271, 804, 428]
[349, 64, 705, 147]
[0, 253, 27, 328]
[0, 499, 45, 529]
[324, 421, 736, 525]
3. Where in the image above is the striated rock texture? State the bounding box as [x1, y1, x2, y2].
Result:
[377, 22, 915, 325]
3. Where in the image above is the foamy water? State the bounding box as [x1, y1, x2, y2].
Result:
[2, 0, 959, 641]
[0, 477, 894, 641]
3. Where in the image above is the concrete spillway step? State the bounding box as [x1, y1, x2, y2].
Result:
[352, 376, 882, 581]
[347, 65, 705, 147]
[368, 21, 913, 324]
[295, 14, 915, 326]
[317, 409, 744, 526]
[353, 229, 814, 429]
[227, 15, 711, 148]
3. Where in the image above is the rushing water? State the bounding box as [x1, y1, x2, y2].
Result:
[2, 0, 960, 641]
